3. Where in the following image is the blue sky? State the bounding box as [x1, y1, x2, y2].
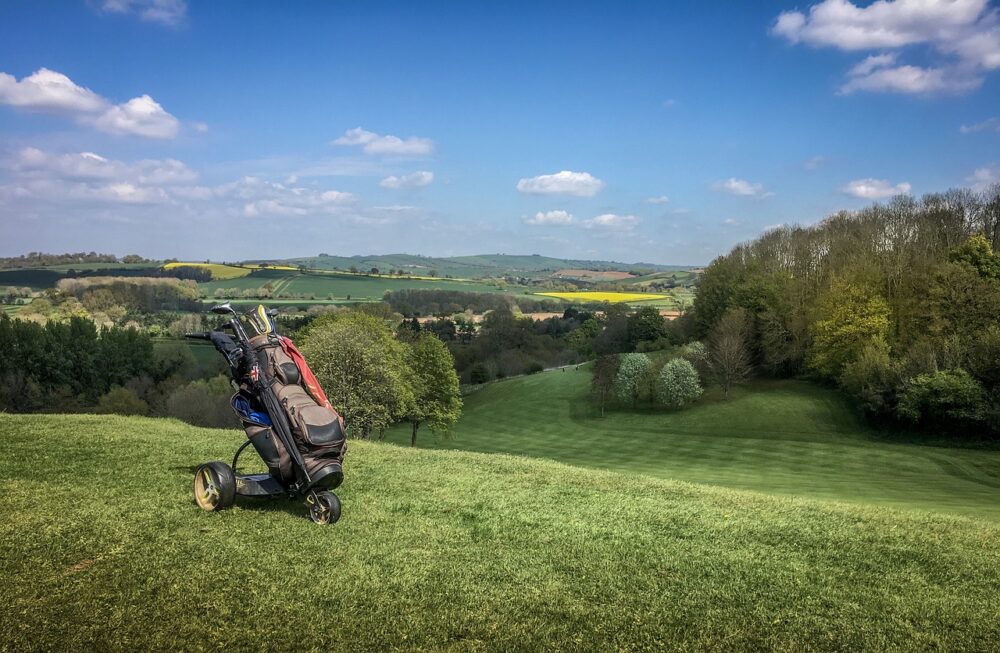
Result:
[1, 0, 998, 265]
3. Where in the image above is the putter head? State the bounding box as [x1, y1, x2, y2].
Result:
[211, 302, 236, 315]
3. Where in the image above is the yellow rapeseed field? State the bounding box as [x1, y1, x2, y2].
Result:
[162, 262, 253, 280]
[536, 291, 667, 303]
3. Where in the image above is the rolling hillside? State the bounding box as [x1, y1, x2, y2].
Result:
[1, 413, 997, 651]
[385, 367, 1000, 520]
[279, 253, 687, 280]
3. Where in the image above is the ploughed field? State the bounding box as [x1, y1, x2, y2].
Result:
[385, 367, 1000, 521]
[1, 413, 998, 651]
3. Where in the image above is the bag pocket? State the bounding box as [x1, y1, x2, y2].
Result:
[288, 403, 345, 447]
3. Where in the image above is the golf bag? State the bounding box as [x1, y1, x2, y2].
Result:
[234, 333, 347, 485]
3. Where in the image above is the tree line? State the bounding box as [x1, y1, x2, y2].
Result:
[690, 186, 1000, 438]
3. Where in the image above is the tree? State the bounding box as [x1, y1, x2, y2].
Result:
[404, 333, 462, 446]
[627, 306, 667, 349]
[591, 354, 619, 416]
[298, 312, 413, 439]
[897, 369, 986, 427]
[949, 234, 1000, 279]
[808, 283, 890, 379]
[708, 307, 752, 397]
[96, 386, 149, 416]
[656, 358, 703, 409]
[613, 353, 650, 407]
[469, 363, 491, 384]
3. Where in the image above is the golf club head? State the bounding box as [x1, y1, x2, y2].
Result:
[211, 302, 236, 315]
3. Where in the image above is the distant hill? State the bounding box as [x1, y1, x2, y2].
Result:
[268, 253, 689, 279]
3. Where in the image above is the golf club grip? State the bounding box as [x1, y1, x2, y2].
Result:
[184, 331, 211, 340]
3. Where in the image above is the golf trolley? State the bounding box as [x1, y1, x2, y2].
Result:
[186, 303, 347, 525]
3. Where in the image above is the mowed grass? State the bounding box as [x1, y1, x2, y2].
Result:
[1, 414, 998, 651]
[385, 368, 1000, 520]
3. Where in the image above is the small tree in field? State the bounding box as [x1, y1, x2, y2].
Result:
[591, 354, 620, 416]
[656, 358, 703, 409]
[709, 307, 752, 397]
[404, 333, 462, 446]
[613, 353, 650, 407]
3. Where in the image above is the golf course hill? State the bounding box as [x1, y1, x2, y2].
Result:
[2, 413, 998, 651]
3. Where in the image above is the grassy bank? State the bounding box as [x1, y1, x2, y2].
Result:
[1, 413, 997, 651]
[384, 368, 1000, 520]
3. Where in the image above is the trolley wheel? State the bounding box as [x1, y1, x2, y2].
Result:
[307, 490, 341, 525]
[193, 462, 237, 512]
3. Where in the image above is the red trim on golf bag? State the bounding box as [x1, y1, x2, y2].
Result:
[278, 336, 334, 410]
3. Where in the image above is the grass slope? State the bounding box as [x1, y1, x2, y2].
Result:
[385, 368, 1000, 520]
[1, 413, 997, 651]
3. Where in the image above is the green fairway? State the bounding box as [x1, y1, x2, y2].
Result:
[385, 368, 1000, 520]
[1, 414, 997, 651]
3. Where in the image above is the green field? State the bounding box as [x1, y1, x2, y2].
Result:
[1, 413, 997, 651]
[286, 253, 686, 280]
[385, 368, 1000, 520]
[198, 268, 518, 301]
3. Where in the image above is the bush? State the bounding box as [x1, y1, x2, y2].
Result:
[469, 363, 491, 384]
[165, 375, 235, 428]
[897, 369, 986, 427]
[613, 353, 651, 407]
[656, 358, 703, 409]
[526, 361, 545, 375]
[95, 386, 149, 416]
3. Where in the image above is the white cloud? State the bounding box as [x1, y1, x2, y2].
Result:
[961, 116, 1000, 133]
[841, 177, 912, 199]
[0, 68, 106, 113]
[713, 177, 772, 198]
[89, 94, 180, 139]
[8, 147, 196, 185]
[804, 155, 827, 170]
[723, 218, 742, 226]
[379, 170, 434, 189]
[662, 99, 678, 108]
[100, 0, 187, 26]
[645, 195, 670, 204]
[771, 0, 1000, 95]
[516, 170, 605, 197]
[0, 68, 181, 139]
[584, 213, 639, 230]
[967, 164, 1000, 190]
[193, 121, 209, 133]
[523, 210, 575, 226]
[333, 127, 434, 155]
[840, 59, 981, 94]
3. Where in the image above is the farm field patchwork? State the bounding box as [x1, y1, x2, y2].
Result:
[535, 291, 668, 303]
[385, 367, 1000, 520]
[1, 413, 997, 651]
[198, 268, 517, 301]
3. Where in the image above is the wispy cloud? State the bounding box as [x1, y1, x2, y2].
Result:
[523, 209, 575, 226]
[333, 127, 434, 156]
[99, 0, 188, 27]
[516, 170, 605, 197]
[379, 170, 434, 189]
[645, 195, 670, 204]
[583, 213, 639, 230]
[803, 155, 826, 170]
[961, 117, 1000, 133]
[712, 177, 773, 198]
[841, 177, 911, 199]
[967, 163, 1000, 190]
[0, 68, 180, 139]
